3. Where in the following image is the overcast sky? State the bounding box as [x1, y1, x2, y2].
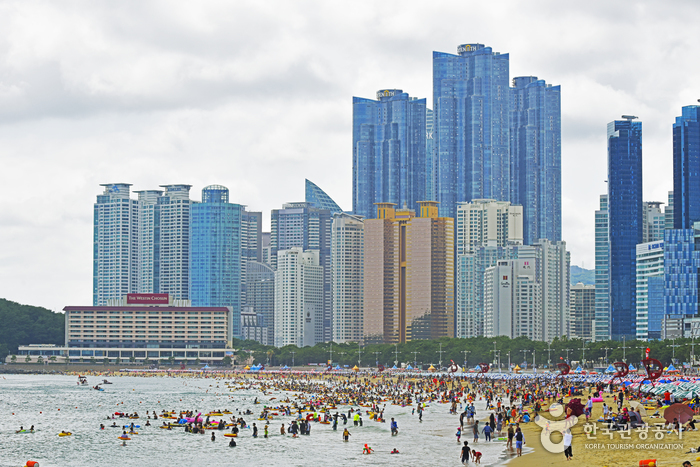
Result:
[1, 0, 698, 312]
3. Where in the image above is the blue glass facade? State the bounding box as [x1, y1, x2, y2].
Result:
[646, 275, 665, 340]
[510, 76, 561, 244]
[189, 185, 243, 337]
[305, 179, 343, 214]
[664, 228, 700, 318]
[352, 89, 426, 219]
[607, 119, 642, 341]
[433, 44, 510, 218]
[673, 106, 700, 229]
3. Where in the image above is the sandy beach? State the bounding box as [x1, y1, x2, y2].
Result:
[507, 391, 697, 467]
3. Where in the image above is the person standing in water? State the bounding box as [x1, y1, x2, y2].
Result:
[343, 428, 351, 442]
[460, 441, 471, 464]
[252, 423, 258, 438]
[472, 420, 479, 442]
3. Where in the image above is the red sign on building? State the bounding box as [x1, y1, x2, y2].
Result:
[126, 293, 169, 304]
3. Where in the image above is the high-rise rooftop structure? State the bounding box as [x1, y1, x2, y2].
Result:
[331, 213, 364, 343]
[274, 248, 324, 347]
[642, 202, 665, 243]
[270, 202, 332, 341]
[665, 191, 675, 230]
[607, 117, 643, 341]
[93, 184, 139, 305]
[510, 76, 562, 244]
[433, 43, 510, 218]
[673, 105, 700, 229]
[352, 89, 426, 219]
[363, 201, 454, 343]
[189, 185, 243, 336]
[594, 194, 610, 341]
[305, 179, 343, 214]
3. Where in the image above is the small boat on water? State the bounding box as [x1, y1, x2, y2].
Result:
[77, 376, 88, 386]
[102, 379, 113, 384]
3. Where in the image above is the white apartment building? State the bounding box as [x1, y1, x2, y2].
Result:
[636, 240, 664, 340]
[331, 213, 364, 343]
[93, 184, 140, 305]
[455, 199, 524, 338]
[484, 259, 541, 339]
[483, 240, 570, 342]
[274, 248, 324, 347]
[455, 199, 523, 256]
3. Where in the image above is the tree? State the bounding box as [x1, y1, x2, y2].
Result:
[48, 355, 57, 364]
[36, 355, 43, 365]
[195, 357, 201, 365]
[103, 357, 109, 365]
[115, 357, 121, 365]
[129, 355, 136, 363]
[25, 355, 31, 363]
[222, 356, 232, 366]
[10, 355, 16, 364]
[89, 357, 96, 364]
[168, 355, 175, 366]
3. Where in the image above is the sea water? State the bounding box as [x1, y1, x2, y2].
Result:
[0, 374, 524, 466]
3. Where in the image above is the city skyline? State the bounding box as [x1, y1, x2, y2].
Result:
[1, 1, 698, 312]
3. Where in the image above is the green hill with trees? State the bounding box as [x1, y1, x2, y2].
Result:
[0, 298, 65, 358]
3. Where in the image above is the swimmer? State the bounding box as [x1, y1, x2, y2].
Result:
[229, 438, 237, 447]
[100, 424, 105, 430]
[343, 428, 350, 442]
[211, 432, 216, 441]
[390, 417, 398, 435]
[391, 448, 400, 454]
[280, 423, 285, 435]
[362, 443, 373, 454]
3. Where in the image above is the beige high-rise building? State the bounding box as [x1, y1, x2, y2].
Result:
[363, 201, 454, 343]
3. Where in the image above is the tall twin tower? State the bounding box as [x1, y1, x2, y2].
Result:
[352, 43, 561, 244]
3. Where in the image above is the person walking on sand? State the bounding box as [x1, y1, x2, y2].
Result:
[563, 428, 573, 460]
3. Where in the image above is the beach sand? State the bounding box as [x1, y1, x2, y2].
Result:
[507, 391, 698, 467]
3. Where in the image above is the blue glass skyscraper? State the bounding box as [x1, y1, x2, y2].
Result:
[189, 185, 243, 336]
[510, 76, 561, 244]
[305, 179, 343, 214]
[433, 43, 510, 218]
[673, 105, 700, 229]
[607, 118, 642, 341]
[353, 89, 426, 219]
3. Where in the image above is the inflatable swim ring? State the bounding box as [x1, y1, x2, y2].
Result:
[58, 432, 72, 437]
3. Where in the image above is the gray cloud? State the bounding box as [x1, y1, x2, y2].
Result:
[1, 0, 698, 311]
